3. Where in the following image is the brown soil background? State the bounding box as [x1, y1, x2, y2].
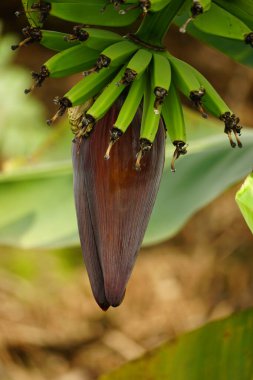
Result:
[0, 2, 253, 379]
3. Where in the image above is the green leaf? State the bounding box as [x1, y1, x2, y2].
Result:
[236, 173, 253, 234]
[98, 308, 253, 380]
[0, 111, 252, 249]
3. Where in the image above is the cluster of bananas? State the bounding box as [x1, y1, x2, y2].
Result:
[14, 0, 252, 170]
[14, 0, 252, 309]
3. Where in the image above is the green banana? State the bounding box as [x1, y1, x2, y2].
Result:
[193, 3, 252, 43]
[47, 66, 118, 125]
[105, 72, 146, 158]
[152, 53, 171, 112]
[214, 0, 253, 30]
[190, 66, 243, 148]
[162, 83, 187, 172]
[120, 48, 152, 84]
[168, 54, 207, 118]
[84, 40, 138, 76]
[25, 43, 100, 93]
[84, 66, 128, 128]
[65, 26, 122, 51]
[20, 0, 50, 27]
[136, 72, 162, 170]
[180, 0, 212, 33]
[11, 26, 80, 51]
[46, 0, 141, 27]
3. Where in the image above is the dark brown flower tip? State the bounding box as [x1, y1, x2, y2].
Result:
[220, 112, 243, 148]
[135, 138, 153, 171]
[245, 32, 253, 47]
[190, 88, 208, 118]
[191, 2, 204, 17]
[65, 25, 89, 42]
[11, 26, 42, 50]
[154, 87, 168, 111]
[119, 69, 137, 85]
[47, 97, 72, 125]
[72, 97, 165, 309]
[104, 128, 123, 160]
[24, 66, 49, 94]
[83, 54, 111, 76]
[171, 140, 188, 173]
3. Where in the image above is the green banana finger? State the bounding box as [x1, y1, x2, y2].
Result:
[136, 73, 162, 170]
[180, 0, 212, 33]
[25, 44, 100, 93]
[84, 40, 138, 76]
[152, 53, 171, 112]
[214, 0, 253, 30]
[65, 26, 122, 51]
[47, 0, 141, 27]
[168, 54, 207, 117]
[47, 66, 118, 125]
[12, 26, 80, 51]
[21, 0, 50, 27]
[190, 66, 243, 148]
[86, 65, 128, 122]
[162, 83, 187, 172]
[105, 72, 146, 158]
[193, 3, 252, 43]
[120, 48, 152, 84]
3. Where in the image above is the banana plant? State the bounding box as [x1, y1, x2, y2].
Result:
[14, 0, 253, 309]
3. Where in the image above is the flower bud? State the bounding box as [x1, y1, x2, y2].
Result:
[72, 98, 165, 309]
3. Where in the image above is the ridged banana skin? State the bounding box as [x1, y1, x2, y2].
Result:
[73, 99, 165, 307]
[125, 49, 152, 79]
[114, 73, 145, 133]
[192, 67, 231, 117]
[87, 66, 128, 120]
[199, 0, 212, 12]
[214, 0, 253, 29]
[140, 77, 161, 142]
[48, 1, 141, 27]
[79, 29, 122, 51]
[152, 53, 171, 91]
[40, 30, 80, 51]
[193, 3, 251, 40]
[65, 67, 119, 107]
[101, 40, 138, 67]
[168, 55, 201, 97]
[22, 0, 43, 27]
[162, 82, 186, 144]
[45, 44, 100, 78]
[150, 0, 173, 12]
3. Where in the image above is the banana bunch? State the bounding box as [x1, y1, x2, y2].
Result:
[17, 18, 243, 170]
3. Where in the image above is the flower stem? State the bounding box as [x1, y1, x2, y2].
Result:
[135, 0, 186, 47]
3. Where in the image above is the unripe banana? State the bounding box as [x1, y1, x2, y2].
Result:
[189, 66, 243, 148]
[46, 0, 141, 27]
[180, 0, 212, 33]
[105, 72, 146, 158]
[119, 48, 152, 85]
[83, 40, 138, 76]
[83, 66, 128, 130]
[193, 3, 252, 43]
[214, 0, 253, 30]
[25, 44, 100, 93]
[152, 53, 171, 112]
[168, 54, 207, 118]
[162, 83, 187, 172]
[11, 26, 79, 51]
[48, 66, 118, 125]
[136, 74, 162, 170]
[65, 26, 122, 51]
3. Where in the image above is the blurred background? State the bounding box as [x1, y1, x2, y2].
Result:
[0, 1, 253, 379]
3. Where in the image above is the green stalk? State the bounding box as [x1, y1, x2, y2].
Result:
[135, 0, 186, 47]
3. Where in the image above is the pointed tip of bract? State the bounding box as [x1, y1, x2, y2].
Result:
[104, 281, 126, 308]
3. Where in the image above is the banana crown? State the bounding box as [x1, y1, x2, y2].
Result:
[16, 0, 249, 170]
